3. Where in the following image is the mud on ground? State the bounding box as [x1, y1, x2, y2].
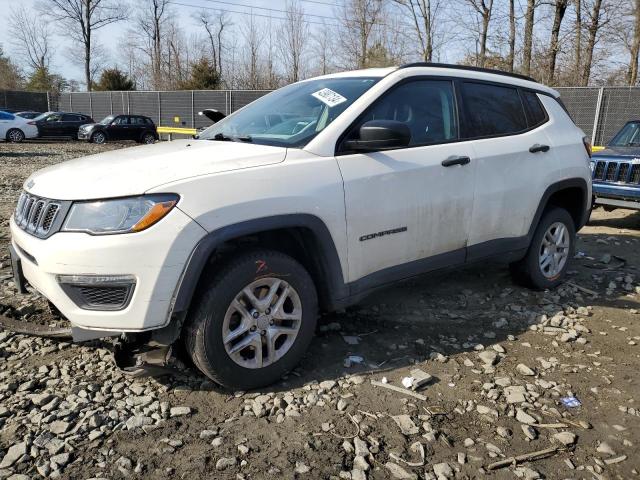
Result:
[0, 141, 638, 480]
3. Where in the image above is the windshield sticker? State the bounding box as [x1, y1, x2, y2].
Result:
[312, 88, 347, 107]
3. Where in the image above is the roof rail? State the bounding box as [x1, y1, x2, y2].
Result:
[398, 62, 536, 83]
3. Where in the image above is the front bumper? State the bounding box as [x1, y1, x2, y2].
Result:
[9, 207, 206, 333]
[77, 130, 91, 140]
[593, 182, 640, 210]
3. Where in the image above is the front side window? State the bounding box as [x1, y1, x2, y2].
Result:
[46, 114, 63, 122]
[461, 82, 527, 137]
[112, 116, 128, 125]
[609, 122, 640, 147]
[343, 79, 458, 149]
[198, 77, 380, 148]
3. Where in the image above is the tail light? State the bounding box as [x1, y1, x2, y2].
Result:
[27, 121, 36, 125]
[583, 136, 593, 158]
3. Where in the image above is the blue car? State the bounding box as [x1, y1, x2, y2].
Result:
[591, 120, 640, 211]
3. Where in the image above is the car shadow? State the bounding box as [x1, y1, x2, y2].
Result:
[148, 224, 640, 397]
[0, 152, 61, 158]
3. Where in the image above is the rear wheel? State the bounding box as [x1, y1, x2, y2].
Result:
[91, 131, 107, 144]
[183, 250, 318, 389]
[141, 132, 156, 144]
[7, 128, 25, 143]
[510, 207, 575, 289]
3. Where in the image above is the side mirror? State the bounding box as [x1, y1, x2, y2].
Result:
[199, 109, 226, 124]
[344, 120, 411, 152]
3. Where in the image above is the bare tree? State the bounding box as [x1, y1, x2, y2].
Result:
[279, 0, 309, 83]
[392, 0, 445, 62]
[336, 0, 385, 68]
[547, 0, 570, 84]
[8, 8, 53, 73]
[312, 22, 334, 75]
[194, 10, 230, 76]
[464, 0, 493, 67]
[241, 14, 261, 89]
[133, 0, 170, 90]
[39, 0, 128, 90]
[507, 0, 516, 72]
[581, 0, 603, 85]
[627, 0, 640, 85]
[574, 0, 582, 83]
[522, 0, 537, 76]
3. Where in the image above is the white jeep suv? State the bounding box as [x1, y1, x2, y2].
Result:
[9, 63, 592, 389]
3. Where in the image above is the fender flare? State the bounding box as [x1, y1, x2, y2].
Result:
[170, 213, 348, 320]
[527, 177, 590, 239]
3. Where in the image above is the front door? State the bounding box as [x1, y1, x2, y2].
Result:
[336, 79, 477, 284]
[107, 115, 128, 140]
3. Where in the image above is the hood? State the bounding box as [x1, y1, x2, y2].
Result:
[594, 146, 640, 158]
[25, 139, 287, 200]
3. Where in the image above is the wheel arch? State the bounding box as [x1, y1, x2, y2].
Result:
[527, 178, 589, 239]
[170, 214, 347, 324]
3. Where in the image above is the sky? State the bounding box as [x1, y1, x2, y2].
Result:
[0, 0, 345, 84]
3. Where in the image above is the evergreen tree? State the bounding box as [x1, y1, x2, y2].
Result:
[0, 45, 23, 89]
[93, 68, 136, 91]
[179, 58, 221, 90]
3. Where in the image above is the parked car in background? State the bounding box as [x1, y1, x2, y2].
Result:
[14, 111, 42, 120]
[591, 120, 640, 211]
[78, 114, 158, 144]
[33, 112, 94, 140]
[0, 110, 39, 142]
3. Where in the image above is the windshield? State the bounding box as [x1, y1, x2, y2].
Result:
[198, 77, 380, 147]
[100, 115, 115, 125]
[610, 122, 640, 147]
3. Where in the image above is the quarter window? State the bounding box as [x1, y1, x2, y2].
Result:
[460, 82, 528, 137]
[521, 91, 547, 128]
[345, 79, 458, 149]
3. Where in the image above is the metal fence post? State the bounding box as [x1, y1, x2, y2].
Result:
[158, 91, 161, 126]
[46, 92, 50, 111]
[110, 92, 113, 115]
[592, 87, 604, 146]
[126, 92, 130, 114]
[88, 92, 93, 117]
[191, 90, 195, 128]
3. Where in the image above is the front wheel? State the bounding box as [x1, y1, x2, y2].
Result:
[183, 250, 318, 389]
[510, 207, 576, 290]
[7, 128, 25, 143]
[91, 131, 107, 144]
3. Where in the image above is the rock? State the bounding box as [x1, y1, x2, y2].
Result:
[354, 437, 369, 457]
[125, 416, 153, 430]
[392, 415, 419, 435]
[385, 462, 418, 480]
[50, 452, 71, 468]
[294, 461, 310, 474]
[433, 462, 454, 479]
[211, 437, 223, 448]
[596, 442, 616, 456]
[353, 455, 369, 471]
[408, 368, 433, 390]
[237, 444, 249, 455]
[516, 364, 536, 376]
[496, 426, 511, 438]
[514, 466, 542, 479]
[199, 429, 218, 440]
[49, 420, 71, 435]
[319, 380, 336, 391]
[515, 409, 537, 425]
[521, 425, 537, 440]
[553, 432, 577, 446]
[170, 406, 192, 417]
[29, 392, 55, 406]
[463, 438, 475, 447]
[0, 442, 27, 468]
[215, 457, 237, 471]
[478, 350, 498, 365]
[504, 385, 527, 404]
[476, 405, 499, 418]
[337, 399, 348, 411]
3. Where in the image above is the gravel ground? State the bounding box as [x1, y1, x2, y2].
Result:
[0, 141, 639, 480]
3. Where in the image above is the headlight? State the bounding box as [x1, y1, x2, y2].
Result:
[589, 161, 595, 172]
[62, 194, 178, 235]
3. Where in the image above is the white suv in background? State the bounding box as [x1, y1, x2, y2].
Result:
[9, 63, 592, 389]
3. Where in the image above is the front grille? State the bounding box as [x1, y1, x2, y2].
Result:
[13, 191, 66, 238]
[593, 160, 640, 185]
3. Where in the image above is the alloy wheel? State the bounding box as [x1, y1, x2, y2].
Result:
[222, 277, 302, 369]
[8, 129, 24, 143]
[538, 221, 570, 278]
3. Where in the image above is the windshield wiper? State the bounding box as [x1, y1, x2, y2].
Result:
[210, 132, 234, 141]
[236, 135, 252, 142]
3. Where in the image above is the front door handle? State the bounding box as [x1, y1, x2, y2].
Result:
[441, 156, 471, 167]
[529, 144, 550, 153]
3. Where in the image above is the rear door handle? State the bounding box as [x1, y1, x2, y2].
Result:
[529, 144, 550, 153]
[441, 156, 471, 167]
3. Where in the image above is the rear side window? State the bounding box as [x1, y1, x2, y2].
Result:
[460, 82, 527, 137]
[0, 112, 14, 120]
[131, 116, 147, 125]
[521, 91, 547, 127]
[62, 114, 80, 121]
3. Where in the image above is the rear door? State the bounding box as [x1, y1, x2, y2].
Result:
[337, 78, 477, 283]
[128, 116, 145, 140]
[462, 81, 553, 259]
[0, 111, 14, 138]
[61, 114, 83, 137]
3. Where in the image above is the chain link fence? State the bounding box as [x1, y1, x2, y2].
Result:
[7, 86, 640, 146]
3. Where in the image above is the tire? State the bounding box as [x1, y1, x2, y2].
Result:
[183, 249, 318, 389]
[510, 207, 576, 290]
[7, 128, 25, 143]
[141, 133, 156, 144]
[91, 131, 107, 144]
